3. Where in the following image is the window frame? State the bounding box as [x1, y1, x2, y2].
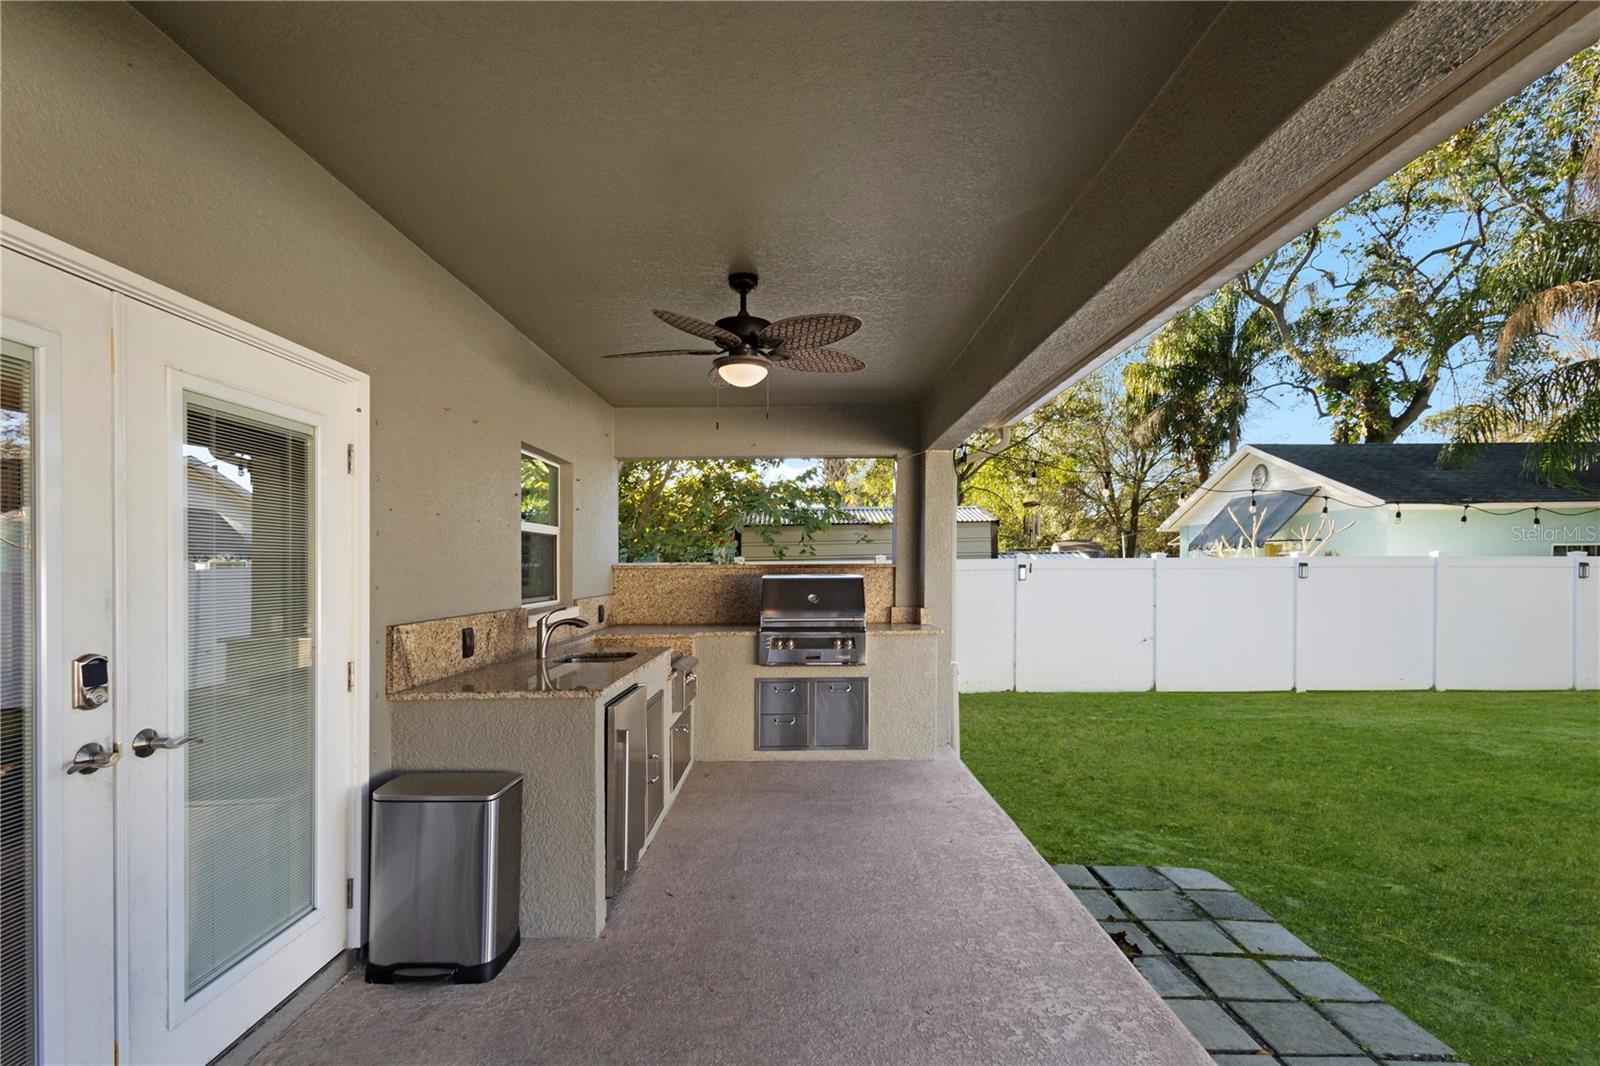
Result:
[519, 448, 561, 606]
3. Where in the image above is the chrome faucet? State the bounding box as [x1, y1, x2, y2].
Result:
[535, 606, 589, 659]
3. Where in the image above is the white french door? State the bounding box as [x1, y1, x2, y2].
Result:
[119, 297, 359, 1064]
[2, 248, 119, 1066]
[1, 233, 367, 1066]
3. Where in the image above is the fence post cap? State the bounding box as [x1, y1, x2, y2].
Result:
[1429, 550, 1447, 557]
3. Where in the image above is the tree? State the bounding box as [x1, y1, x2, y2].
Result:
[821, 457, 896, 507]
[1440, 149, 1600, 481]
[1237, 47, 1599, 443]
[617, 460, 848, 562]
[958, 369, 1189, 556]
[1124, 283, 1272, 481]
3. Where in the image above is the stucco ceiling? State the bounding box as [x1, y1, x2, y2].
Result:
[136, 1, 1223, 407]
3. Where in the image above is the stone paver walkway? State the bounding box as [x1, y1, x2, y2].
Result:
[1055, 864, 1464, 1065]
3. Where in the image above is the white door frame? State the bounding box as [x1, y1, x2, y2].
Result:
[1, 216, 371, 1050]
[2, 313, 71, 1066]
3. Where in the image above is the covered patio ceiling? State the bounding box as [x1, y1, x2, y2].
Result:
[137, 2, 1597, 450]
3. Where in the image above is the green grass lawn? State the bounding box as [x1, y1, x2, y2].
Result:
[959, 690, 1600, 1066]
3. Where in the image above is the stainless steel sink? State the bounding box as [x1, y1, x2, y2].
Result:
[553, 651, 635, 664]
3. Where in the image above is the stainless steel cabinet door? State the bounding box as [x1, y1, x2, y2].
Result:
[645, 690, 665, 832]
[670, 709, 692, 789]
[813, 680, 868, 749]
[605, 685, 645, 898]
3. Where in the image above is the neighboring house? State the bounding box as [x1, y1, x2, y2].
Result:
[1160, 443, 1600, 557]
[739, 505, 998, 561]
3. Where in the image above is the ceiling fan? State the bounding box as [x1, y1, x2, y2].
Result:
[602, 272, 865, 388]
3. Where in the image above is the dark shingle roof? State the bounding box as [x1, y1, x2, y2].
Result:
[1251, 443, 1600, 504]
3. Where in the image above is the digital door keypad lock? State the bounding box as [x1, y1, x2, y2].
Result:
[72, 653, 110, 709]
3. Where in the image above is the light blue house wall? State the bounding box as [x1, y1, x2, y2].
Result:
[1180, 502, 1600, 557]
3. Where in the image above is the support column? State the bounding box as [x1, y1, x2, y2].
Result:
[919, 450, 958, 750]
[893, 452, 922, 608]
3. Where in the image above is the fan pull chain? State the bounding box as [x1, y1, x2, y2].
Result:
[715, 380, 720, 430]
[765, 376, 770, 420]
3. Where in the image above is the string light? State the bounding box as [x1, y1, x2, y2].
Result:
[1249, 490, 1257, 515]
[1460, 506, 1468, 524]
[1321, 495, 1328, 515]
[960, 446, 1600, 518]
[1534, 507, 1542, 526]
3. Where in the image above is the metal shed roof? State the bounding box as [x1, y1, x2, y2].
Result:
[744, 505, 997, 526]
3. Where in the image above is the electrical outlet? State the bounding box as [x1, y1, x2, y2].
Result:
[462, 626, 476, 659]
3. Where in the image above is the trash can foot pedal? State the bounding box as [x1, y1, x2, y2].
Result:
[366, 931, 520, 985]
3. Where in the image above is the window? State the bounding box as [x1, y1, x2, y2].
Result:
[520, 450, 560, 603]
[1552, 543, 1599, 557]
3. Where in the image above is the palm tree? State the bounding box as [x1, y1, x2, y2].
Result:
[1445, 146, 1600, 483]
[1124, 283, 1272, 482]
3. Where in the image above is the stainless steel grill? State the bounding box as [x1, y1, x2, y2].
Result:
[757, 574, 867, 666]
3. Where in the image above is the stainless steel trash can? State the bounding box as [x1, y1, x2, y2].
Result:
[367, 771, 522, 983]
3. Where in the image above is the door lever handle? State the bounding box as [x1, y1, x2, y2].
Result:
[67, 741, 122, 775]
[132, 728, 204, 758]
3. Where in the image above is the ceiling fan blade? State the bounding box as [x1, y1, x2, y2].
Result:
[602, 348, 721, 359]
[773, 348, 866, 373]
[653, 310, 742, 348]
[760, 314, 862, 351]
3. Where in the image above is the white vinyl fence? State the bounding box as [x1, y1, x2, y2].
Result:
[956, 554, 1598, 692]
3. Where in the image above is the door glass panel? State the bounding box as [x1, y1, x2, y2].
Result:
[183, 397, 315, 998]
[0, 340, 36, 1066]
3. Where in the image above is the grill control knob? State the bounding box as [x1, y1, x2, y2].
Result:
[845, 639, 855, 650]
[832, 639, 844, 649]
[784, 639, 796, 650]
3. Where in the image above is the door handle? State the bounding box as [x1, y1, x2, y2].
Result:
[132, 729, 204, 758]
[67, 741, 122, 775]
[615, 727, 631, 872]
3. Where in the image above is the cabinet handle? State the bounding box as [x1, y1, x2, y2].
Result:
[648, 752, 660, 761]
[648, 775, 661, 785]
[775, 717, 796, 726]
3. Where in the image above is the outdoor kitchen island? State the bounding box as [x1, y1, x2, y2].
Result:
[592, 623, 940, 760]
[594, 564, 942, 761]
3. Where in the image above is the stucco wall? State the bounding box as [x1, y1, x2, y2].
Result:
[692, 633, 938, 761]
[389, 697, 606, 939]
[0, 2, 620, 771]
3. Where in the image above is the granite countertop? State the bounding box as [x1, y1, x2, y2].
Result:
[393, 644, 673, 701]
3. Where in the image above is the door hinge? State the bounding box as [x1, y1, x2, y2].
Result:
[347, 443, 355, 474]
[346, 878, 354, 909]
[347, 661, 355, 692]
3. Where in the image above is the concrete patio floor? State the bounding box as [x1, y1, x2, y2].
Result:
[252, 752, 1208, 1065]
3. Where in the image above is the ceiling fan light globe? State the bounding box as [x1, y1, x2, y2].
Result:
[712, 353, 770, 388]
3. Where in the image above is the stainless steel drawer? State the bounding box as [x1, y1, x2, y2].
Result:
[756, 712, 810, 750]
[756, 680, 807, 717]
